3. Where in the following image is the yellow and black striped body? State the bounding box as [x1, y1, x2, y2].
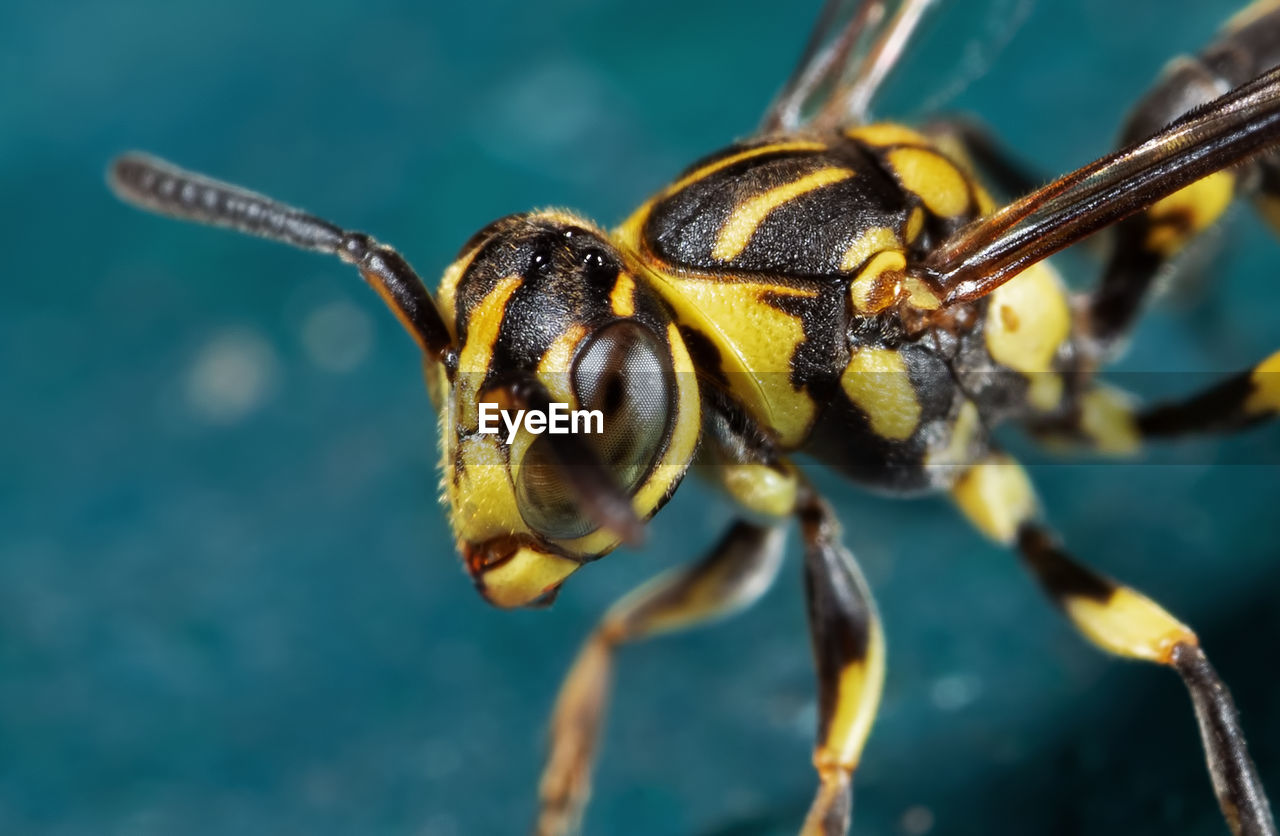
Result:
[614, 126, 1075, 492]
[103, 3, 1280, 831]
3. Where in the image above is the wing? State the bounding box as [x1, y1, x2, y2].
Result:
[762, 0, 1030, 133]
[912, 66, 1280, 304]
[762, 0, 936, 133]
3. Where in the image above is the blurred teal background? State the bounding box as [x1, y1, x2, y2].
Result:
[2, 0, 1278, 834]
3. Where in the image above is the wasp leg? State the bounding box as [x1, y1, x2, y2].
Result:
[951, 454, 1277, 836]
[1087, 3, 1280, 348]
[535, 521, 786, 836]
[1136, 348, 1280, 438]
[1023, 383, 1145, 456]
[1027, 349, 1280, 454]
[796, 491, 885, 836]
[1086, 165, 1245, 350]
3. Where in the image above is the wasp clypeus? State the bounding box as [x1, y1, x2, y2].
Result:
[110, 0, 1280, 833]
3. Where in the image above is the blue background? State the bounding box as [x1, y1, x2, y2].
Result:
[3, 1, 1278, 834]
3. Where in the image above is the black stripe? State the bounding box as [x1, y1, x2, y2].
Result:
[1017, 524, 1114, 605]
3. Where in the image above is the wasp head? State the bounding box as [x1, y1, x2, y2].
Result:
[428, 212, 700, 607]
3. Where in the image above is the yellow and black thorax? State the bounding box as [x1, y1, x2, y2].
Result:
[614, 125, 1076, 491]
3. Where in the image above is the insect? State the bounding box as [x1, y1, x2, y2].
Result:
[109, 0, 1280, 833]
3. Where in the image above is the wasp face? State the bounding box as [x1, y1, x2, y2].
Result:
[430, 212, 701, 607]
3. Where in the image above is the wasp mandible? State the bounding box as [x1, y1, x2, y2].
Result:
[110, 0, 1280, 833]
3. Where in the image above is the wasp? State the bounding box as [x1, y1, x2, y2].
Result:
[109, 0, 1280, 832]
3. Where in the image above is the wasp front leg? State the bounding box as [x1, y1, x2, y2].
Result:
[701, 411, 884, 834]
[951, 454, 1277, 836]
[535, 520, 787, 836]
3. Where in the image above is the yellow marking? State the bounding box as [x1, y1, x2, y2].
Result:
[984, 257, 1069, 412]
[609, 271, 636, 317]
[839, 226, 900, 272]
[479, 545, 581, 609]
[1080, 385, 1141, 454]
[456, 276, 522, 373]
[819, 621, 886, 770]
[848, 250, 905, 314]
[1027, 373, 1063, 412]
[1226, 0, 1280, 33]
[456, 275, 522, 399]
[1065, 587, 1196, 664]
[1245, 349, 1280, 415]
[445, 276, 525, 548]
[448, 434, 524, 540]
[840, 348, 921, 441]
[904, 207, 925, 242]
[663, 140, 828, 197]
[902, 276, 941, 310]
[436, 248, 481, 337]
[1145, 171, 1235, 256]
[634, 274, 818, 447]
[952, 455, 1037, 544]
[634, 321, 701, 509]
[537, 324, 588, 406]
[974, 184, 997, 216]
[721, 462, 798, 520]
[887, 147, 971, 217]
[611, 210, 819, 446]
[846, 123, 930, 147]
[713, 167, 855, 261]
[922, 124, 1002, 216]
[538, 208, 594, 228]
[984, 261, 1070, 381]
[926, 400, 981, 468]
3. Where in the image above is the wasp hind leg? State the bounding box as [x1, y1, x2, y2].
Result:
[950, 454, 1277, 836]
[1026, 349, 1280, 455]
[534, 521, 786, 836]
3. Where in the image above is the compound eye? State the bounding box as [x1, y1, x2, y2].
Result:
[515, 439, 597, 540]
[572, 321, 673, 493]
[516, 322, 673, 540]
